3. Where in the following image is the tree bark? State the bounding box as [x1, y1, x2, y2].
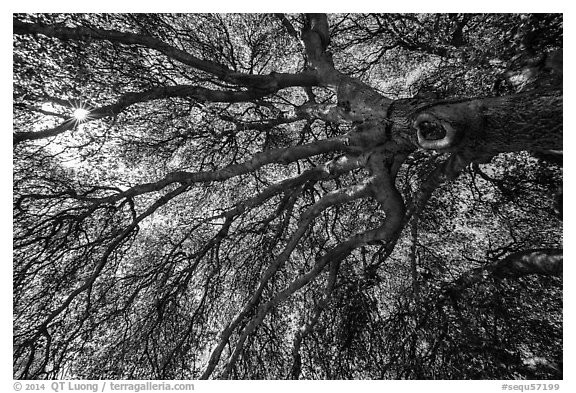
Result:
[444, 249, 562, 295]
[411, 88, 562, 155]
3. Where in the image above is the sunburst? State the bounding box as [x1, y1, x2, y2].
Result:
[68, 100, 93, 124]
[73, 108, 90, 121]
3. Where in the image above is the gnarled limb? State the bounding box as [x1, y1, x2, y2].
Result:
[412, 88, 562, 154]
[201, 179, 375, 379]
[407, 152, 473, 217]
[301, 14, 392, 122]
[443, 248, 562, 297]
[214, 158, 406, 379]
[14, 85, 303, 144]
[91, 135, 354, 205]
[491, 249, 562, 278]
[14, 182, 190, 379]
[13, 19, 319, 90]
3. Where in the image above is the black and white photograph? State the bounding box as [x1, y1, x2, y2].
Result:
[12, 10, 564, 383]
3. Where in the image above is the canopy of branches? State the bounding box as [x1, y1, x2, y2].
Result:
[13, 13, 562, 380]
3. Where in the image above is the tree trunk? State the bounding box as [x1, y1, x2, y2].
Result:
[410, 87, 562, 155]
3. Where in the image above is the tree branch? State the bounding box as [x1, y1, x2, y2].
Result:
[13, 19, 319, 91]
[215, 159, 406, 378]
[91, 136, 354, 206]
[14, 85, 279, 144]
[274, 13, 300, 41]
[491, 248, 562, 278]
[444, 248, 562, 296]
[203, 178, 374, 379]
[25, 183, 190, 355]
[212, 154, 365, 221]
[412, 88, 562, 154]
[214, 198, 406, 379]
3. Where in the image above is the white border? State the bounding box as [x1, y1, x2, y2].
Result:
[3, 4, 573, 391]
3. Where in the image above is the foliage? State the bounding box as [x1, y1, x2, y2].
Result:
[13, 13, 562, 380]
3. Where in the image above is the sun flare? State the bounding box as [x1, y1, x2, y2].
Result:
[73, 108, 90, 121]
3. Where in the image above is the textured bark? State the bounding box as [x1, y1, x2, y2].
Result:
[14, 16, 561, 157]
[491, 249, 563, 278]
[411, 88, 562, 154]
[445, 249, 562, 295]
[92, 135, 353, 206]
[14, 85, 281, 144]
[13, 14, 563, 380]
[13, 19, 318, 90]
[301, 14, 393, 123]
